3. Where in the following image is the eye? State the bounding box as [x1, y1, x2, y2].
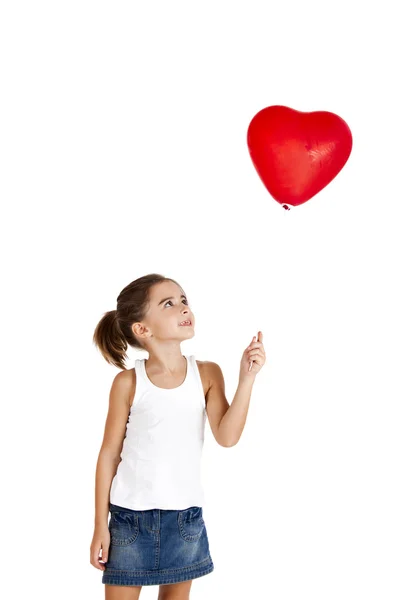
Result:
[165, 299, 189, 307]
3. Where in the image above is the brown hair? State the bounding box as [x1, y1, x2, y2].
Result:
[92, 273, 181, 370]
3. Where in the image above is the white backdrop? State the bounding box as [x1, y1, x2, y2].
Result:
[1, 1, 399, 599]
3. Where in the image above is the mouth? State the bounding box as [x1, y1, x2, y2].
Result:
[179, 319, 193, 327]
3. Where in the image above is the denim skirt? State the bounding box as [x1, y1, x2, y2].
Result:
[102, 502, 214, 586]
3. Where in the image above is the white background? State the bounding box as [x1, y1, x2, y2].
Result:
[1, 1, 399, 599]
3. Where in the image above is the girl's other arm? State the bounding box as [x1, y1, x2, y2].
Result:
[94, 370, 133, 525]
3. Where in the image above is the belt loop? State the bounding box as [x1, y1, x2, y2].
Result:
[153, 509, 160, 530]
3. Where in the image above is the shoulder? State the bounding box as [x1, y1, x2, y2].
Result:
[195, 360, 224, 399]
[201, 361, 224, 382]
[114, 367, 137, 408]
[198, 360, 223, 374]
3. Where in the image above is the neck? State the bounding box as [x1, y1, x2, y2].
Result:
[145, 351, 186, 374]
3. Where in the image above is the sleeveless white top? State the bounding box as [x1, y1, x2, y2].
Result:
[109, 354, 207, 510]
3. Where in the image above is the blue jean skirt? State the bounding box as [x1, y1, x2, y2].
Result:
[102, 503, 214, 587]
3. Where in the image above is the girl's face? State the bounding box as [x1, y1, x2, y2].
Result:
[136, 281, 195, 344]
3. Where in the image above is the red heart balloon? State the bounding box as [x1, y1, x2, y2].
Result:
[247, 105, 353, 209]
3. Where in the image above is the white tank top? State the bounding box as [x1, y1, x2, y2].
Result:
[109, 354, 207, 510]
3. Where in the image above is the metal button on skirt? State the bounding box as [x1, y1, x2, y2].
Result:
[102, 503, 214, 586]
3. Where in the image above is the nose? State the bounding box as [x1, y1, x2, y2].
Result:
[181, 306, 191, 318]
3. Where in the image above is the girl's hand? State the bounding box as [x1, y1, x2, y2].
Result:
[90, 523, 110, 571]
[239, 331, 266, 381]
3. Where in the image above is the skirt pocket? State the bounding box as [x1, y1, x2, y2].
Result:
[109, 509, 140, 546]
[177, 506, 205, 542]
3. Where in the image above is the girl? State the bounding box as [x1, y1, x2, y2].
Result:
[90, 273, 266, 599]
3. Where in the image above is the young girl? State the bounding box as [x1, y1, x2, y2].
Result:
[90, 273, 266, 599]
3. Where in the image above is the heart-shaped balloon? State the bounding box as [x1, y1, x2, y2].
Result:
[247, 105, 353, 209]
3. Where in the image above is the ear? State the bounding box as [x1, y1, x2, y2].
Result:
[132, 322, 152, 340]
